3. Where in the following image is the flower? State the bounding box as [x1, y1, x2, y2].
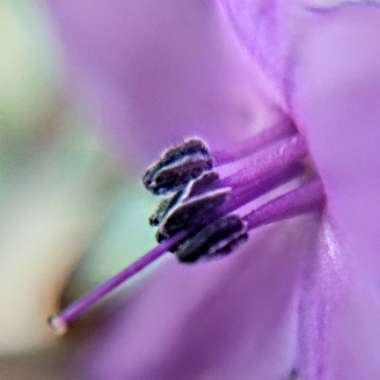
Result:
[46, 1, 380, 379]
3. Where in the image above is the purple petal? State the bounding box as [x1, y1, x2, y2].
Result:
[219, 0, 305, 97]
[78, 216, 319, 380]
[220, 1, 380, 377]
[298, 219, 380, 380]
[45, 0, 277, 168]
[291, 6, 380, 379]
[291, 5, 380, 264]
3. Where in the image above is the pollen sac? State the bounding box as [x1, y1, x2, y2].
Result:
[156, 187, 230, 242]
[185, 170, 219, 198]
[142, 138, 213, 195]
[149, 170, 219, 227]
[149, 191, 183, 226]
[175, 215, 248, 263]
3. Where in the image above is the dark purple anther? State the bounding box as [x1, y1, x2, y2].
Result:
[149, 170, 220, 226]
[175, 214, 248, 263]
[143, 138, 212, 195]
[156, 187, 231, 242]
[149, 191, 184, 226]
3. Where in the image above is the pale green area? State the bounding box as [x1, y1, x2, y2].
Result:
[0, 3, 170, 380]
[0, 0, 60, 140]
[0, 1, 156, 365]
[69, 183, 157, 294]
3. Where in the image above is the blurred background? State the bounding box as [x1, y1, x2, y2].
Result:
[0, 1, 158, 378]
[0, 0, 260, 377]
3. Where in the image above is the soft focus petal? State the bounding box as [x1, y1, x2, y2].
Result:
[292, 4, 380, 267]
[45, 0, 280, 168]
[220, 2, 380, 378]
[79, 216, 319, 380]
[219, 0, 307, 98]
[291, 7, 380, 379]
[298, 219, 380, 380]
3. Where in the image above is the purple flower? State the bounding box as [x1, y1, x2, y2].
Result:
[46, 1, 380, 379]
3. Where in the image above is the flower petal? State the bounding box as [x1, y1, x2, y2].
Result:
[78, 216, 319, 380]
[298, 219, 380, 380]
[291, 6, 380, 379]
[219, 0, 307, 97]
[221, 2, 380, 378]
[45, 0, 275, 167]
[292, 4, 380, 275]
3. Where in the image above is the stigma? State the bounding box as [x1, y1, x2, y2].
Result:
[48, 122, 325, 333]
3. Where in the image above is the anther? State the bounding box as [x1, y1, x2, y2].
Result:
[143, 138, 212, 195]
[143, 122, 295, 195]
[149, 191, 184, 226]
[175, 214, 248, 263]
[149, 171, 220, 226]
[156, 187, 231, 242]
[185, 170, 220, 198]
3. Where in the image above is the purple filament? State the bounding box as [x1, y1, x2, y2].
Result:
[219, 134, 308, 189]
[212, 120, 295, 166]
[220, 163, 305, 215]
[244, 178, 325, 230]
[51, 231, 187, 329]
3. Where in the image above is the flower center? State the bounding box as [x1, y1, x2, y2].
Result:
[48, 122, 325, 334]
[145, 129, 318, 263]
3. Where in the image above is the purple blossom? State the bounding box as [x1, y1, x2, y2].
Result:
[46, 1, 380, 379]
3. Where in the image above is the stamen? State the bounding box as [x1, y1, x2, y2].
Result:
[143, 122, 295, 194]
[156, 187, 231, 242]
[243, 178, 325, 230]
[184, 170, 220, 197]
[150, 134, 307, 234]
[171, 178, 324, 263]
[219, 163, 304, 215]
[155, 162, 302, 257]
[175, 215, 248, 263]
[143, 139, 212, 195]
[48, 179, 323, 331]
[219, 134, 308, 189]
[213, 120, 295, 166]
[149, 171, 219, 226]
[149, 191, 184, 226]
[49, 129, 324, 333]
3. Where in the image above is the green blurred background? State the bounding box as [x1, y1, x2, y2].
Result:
[0, 1, 156, 378]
